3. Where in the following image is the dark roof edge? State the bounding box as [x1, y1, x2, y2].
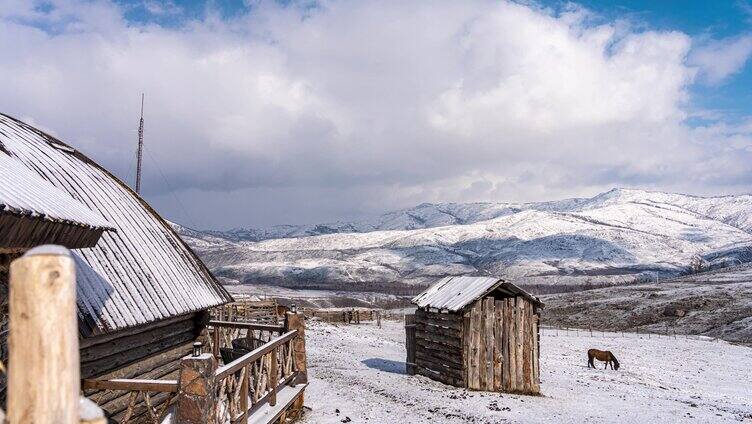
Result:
[496, 281, 545, 309]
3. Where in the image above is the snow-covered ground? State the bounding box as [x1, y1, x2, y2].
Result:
[300, 320, 752, 423]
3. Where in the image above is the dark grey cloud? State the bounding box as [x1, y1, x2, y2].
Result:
[2, 0, 752, 229]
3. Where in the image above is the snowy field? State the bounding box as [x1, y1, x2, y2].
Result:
[300, 320, 752, 423]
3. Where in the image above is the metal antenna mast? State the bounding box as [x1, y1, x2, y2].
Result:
[135, 93, 145, 194]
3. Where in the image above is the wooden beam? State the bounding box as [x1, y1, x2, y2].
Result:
[82, 378, 178, 393]
[80, 313, 196, 349]
[209, 320, 284, 333]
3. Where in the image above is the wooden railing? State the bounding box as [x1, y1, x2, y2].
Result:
[82, 315, 307, 424]
[208, 320, 285, 360]
[214, 330, 299, 423]
[82, 379, 178, 424]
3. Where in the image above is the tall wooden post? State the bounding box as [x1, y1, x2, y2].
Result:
[176, 353, 218, 424]
[284, 311, 307, 384]
[8, 245, 79, 424]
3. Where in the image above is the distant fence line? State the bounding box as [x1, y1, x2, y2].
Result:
[539, 325, 723, 343]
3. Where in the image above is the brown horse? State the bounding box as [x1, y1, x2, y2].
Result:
[587, 349, 620, 370]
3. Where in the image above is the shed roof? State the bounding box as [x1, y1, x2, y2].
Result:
[0, 149, 114, 248]
[412, 276, 543, 312]
[0, 113, 233, 337]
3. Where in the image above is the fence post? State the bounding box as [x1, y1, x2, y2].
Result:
[175, 353, 218, 424]
[404, 314, 416, 375]
[8, 246, 79, 424]
[212, 326, 220, 359]
[269, 348, 278, 407]
[284, 311, 307, 417]
[285, 311, 307, 384]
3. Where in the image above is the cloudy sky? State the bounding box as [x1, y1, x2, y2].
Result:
[2, 0, 752, 229]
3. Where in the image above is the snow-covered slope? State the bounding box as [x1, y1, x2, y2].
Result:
[197, 188, 752, 241]
[174, 189, 752, 291]
[542, 263, 752, 344]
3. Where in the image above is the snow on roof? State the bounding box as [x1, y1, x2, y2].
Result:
[0, 113, 232, 337]
[0, 149, 114, 231]
[412, 275, 542, 312]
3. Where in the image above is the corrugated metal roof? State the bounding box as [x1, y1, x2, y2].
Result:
[0, 150, 113, 231]
[0, 113, 233, 337]
[412, 276, 543, 312]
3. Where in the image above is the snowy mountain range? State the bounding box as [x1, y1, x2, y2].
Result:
[173, 189, 752, 293]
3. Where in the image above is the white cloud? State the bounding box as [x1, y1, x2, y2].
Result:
[0, 0, 751, 228]
[689, 35, 752, 85]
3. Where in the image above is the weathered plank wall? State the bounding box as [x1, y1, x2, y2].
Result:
[465, 296, 540, 394]
[413, 308, 465, 387]
[81, 312, 204, 422]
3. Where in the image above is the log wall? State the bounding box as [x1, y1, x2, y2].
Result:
[464, 296, 540, 394]
[81, 312, 205, 422]
[413, 308, 465, 387]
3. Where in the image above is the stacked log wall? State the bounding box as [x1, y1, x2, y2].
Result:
[413, 308, 464, 387]
[81, 312, 204, 422]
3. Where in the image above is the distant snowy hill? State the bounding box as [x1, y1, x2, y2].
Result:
[173, 189, 752, 292]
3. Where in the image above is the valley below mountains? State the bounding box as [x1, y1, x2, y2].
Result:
[174, 188, 752, 294]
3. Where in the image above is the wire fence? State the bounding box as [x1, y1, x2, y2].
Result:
[539, 325, 723, 343]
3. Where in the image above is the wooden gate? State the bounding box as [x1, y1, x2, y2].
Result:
[404, 315, 416, 376]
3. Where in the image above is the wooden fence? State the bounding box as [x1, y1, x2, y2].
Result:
[212, 300, 280, 325]
[304, 308, 382, 326]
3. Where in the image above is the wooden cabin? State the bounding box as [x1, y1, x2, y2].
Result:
[0, 113, 233, 420]
[407, 276, 543, 394]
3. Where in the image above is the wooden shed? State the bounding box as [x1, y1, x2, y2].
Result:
[407, 276, 543, 394]
[0, 113, 233, 420]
